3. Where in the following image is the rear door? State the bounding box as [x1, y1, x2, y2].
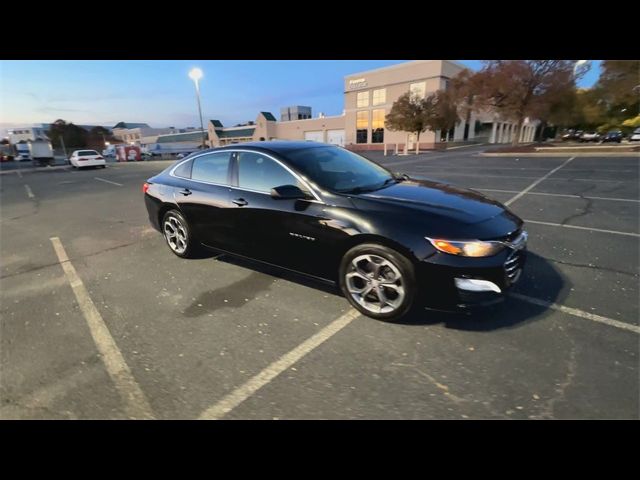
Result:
[172, 151, 237, 250]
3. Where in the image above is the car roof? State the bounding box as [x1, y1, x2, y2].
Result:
[210, 141, 335, 156]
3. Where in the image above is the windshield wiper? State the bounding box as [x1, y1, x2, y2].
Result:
[339, 177, 398, 194]
[394, 173, 410, 181]
[338, 185, 380, 194]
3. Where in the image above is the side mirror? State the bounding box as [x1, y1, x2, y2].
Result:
[270, 184, 309, 200]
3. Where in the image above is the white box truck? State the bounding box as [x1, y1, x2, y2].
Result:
[29, 139, 54, 166]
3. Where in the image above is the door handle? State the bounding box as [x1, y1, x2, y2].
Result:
[232, 198, 248, 207]
[179, 188, 192, 196]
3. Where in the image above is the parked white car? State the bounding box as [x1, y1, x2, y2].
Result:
[629, 128, 640, 142]
[69, 150, 106, 169]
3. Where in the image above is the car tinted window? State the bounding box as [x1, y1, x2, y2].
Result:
[173, 159, 193, 179]
[237, 152, 301, 193]
[78, 150, 99, 156]
[191, 152, 231, 184]
[284, 146, 393, 192]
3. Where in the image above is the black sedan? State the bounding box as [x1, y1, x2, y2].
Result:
[143, 142, 527, 320]
[601, 131, 623, 143]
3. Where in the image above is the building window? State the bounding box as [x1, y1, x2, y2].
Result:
[356, 111, 368, 144]
[371, 109, 385, 144]
[409, 82, 426, 100]
[356, 91, 369, 108]
[372, 89, 386, 106]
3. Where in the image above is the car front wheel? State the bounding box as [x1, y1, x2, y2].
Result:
[339, 243, 417, 321]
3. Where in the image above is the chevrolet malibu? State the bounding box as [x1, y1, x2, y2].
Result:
[143, 142, 527, 320]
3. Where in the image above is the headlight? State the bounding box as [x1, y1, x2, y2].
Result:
[426, 237, 506, 257]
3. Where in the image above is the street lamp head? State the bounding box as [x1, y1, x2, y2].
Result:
[189, 68, 203, 82]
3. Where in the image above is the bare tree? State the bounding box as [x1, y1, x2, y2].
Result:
[471, 61, 582, 145]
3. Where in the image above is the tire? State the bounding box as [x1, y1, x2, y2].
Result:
[339, 243, 417, 321]
[161, 209, 198, 258]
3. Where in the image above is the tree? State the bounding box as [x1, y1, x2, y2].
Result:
[385, 92, 436, 153]
[447, 69, 482, 140]
[46, 119, 88, 149]
[470, 61, 582, 145]
[595, 60, 640, 110]
[87, 126, 117, 150]
[428, 89, 461, 140]
[386, 89, 464, 151]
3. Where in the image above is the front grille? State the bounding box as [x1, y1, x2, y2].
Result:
[504, 249, 524, 284]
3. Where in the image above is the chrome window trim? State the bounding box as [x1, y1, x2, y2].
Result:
[168, 149, 323, 203]
[169, 151, 231, 186]
[232, 149, 323, 202]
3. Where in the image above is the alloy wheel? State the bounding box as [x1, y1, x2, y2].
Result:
[164, 216, 188, 254]
[345, 254, 405, 314]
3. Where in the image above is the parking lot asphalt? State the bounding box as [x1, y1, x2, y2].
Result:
[1, 148, 638, 419]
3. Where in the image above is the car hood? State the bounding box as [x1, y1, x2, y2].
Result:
[349, 178, 522, 238]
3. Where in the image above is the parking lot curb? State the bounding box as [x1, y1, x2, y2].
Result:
[0, 165, 70, 175]
[479, 152, 640, 157]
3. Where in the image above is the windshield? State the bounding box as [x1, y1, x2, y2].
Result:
[283, 146, 395, 193]
[78, 150, 99, 156]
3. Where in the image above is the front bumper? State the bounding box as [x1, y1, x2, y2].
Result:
[416, 244, 527, 310]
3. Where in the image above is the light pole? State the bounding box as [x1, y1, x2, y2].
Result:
[189, 68, 206, 149]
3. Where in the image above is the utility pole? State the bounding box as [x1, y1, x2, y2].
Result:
[60, 135, 67, 159]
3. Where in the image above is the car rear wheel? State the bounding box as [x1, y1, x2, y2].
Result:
[162, 210, 197, 258]
[339, 243, 417, 321]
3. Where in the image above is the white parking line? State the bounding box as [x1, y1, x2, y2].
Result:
[49, 237, 155, 419]
[504, 157, 576, 206]
[505, 157, 575, 206]
[381, 153, 461, 167]
[511, 293, 640, 334]
[199, 309, 361, 420]
[94, 177, 123, 187]
[24, 184, 35, 198]
[16, 170, 23, 178]
[422, 172, 636, 183]
[524, 220, 640, 238]
[416, 166, 636, 173]
[480, 189, 640, 203]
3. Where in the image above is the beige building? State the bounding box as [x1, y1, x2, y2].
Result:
[207, 112, 345, 147]
[205, 60, 538, 151]
[112, 122, 184, 144]
[343, 60, 470, 150]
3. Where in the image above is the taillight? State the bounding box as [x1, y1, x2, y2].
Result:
[96, 156, 104, 160]
[142, 183, 150, 194]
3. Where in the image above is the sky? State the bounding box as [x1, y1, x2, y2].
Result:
[0, 60, 602, 134]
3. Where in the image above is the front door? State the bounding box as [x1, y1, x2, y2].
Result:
[226, 150, 328, 275]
